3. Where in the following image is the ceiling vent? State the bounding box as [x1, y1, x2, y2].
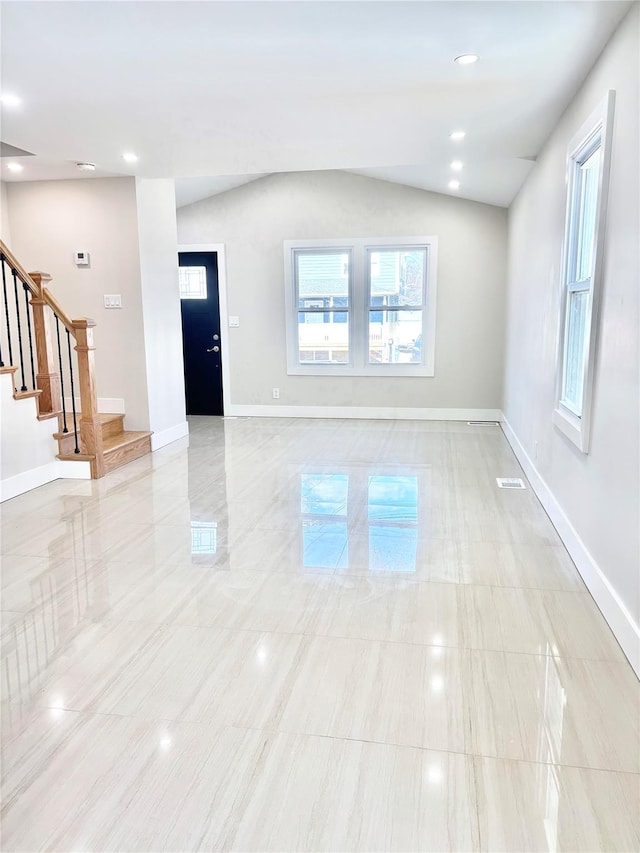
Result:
[467, 421, 499, 426]
[496, 478, 526, 489]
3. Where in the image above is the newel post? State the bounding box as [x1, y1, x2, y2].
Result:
[29, 271, 62, 417]
[72, 318, 105, 478]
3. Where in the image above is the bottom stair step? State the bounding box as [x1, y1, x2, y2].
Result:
[57, 429, 153, 475]
[103, 430, 152, 472]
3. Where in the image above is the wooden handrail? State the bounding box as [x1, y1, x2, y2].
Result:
[40, 286, 77, 335]
[0, 239, 40, 297]
[1, 239, 105, 478]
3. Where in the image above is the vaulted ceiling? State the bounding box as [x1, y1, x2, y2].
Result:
[0, 1, 632, 207]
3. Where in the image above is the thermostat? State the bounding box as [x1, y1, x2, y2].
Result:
[74, 251, 90, 266]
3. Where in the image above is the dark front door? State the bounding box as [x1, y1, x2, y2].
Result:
[178, 251, 223, 415]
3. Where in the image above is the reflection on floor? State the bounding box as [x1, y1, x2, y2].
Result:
[1, 416, 639, 851]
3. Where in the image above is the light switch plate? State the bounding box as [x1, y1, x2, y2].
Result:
[229, 316, 240, 327]
[104, 294, 122, 309]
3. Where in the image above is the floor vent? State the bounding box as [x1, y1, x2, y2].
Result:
[467, 421, 499, 426]
[496, 477, 526, 489]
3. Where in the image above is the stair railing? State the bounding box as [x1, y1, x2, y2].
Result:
[0, 240, 105, 478]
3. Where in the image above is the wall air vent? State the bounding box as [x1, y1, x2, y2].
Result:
[467, 421, 499, 426]
[496, 478, 526, 489]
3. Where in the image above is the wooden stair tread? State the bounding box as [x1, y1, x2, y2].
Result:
[53, 412, 124, 440]
[57, 452, 94, 462]
[14, 389, 42, 400]
[103, 430, 152, 454]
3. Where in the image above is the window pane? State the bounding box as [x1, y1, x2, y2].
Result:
[297, 251, 349, 306]
[299, 312, 349, 363]
[573, 145, 601, 283]
[369, 248, 425, 307]
[369, 310, 422, 364]
[179, 266, 207, 299]
[562, 290, 590, 414]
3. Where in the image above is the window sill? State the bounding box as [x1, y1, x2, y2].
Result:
[552, 406, 589, 453]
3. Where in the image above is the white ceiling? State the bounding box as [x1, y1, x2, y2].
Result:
[0, 1, 631, 208]
[174, 174, 267, 208]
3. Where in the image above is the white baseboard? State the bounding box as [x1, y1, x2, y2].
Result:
[502, 418, 640, 677]
[0, 458, 91, 502]
[150, 420, 189, 451]
[56, 459, 92, 479]
[225, 405, 503, 421]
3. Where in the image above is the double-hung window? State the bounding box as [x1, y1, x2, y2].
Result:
[285, 236, 437, 376]
[554, 92, 614, 452]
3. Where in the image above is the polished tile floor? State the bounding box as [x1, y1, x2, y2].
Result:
[1, 417, 639, 851]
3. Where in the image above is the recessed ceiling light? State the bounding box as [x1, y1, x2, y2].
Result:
[122, 152, 138, 163]
[6, 162, 23, 173]
[0, 93, 22, 107]
[449, 131, 466, 141]
[450, 160, 464, 172]
[454, 54, 479, 65]
[76, 162, 96, 172]
[448, 179, 460, 190]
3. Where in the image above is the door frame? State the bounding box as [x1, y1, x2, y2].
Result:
[178, 243, 230, 416]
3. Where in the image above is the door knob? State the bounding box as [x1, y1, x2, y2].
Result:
[207, 345, 220, 353]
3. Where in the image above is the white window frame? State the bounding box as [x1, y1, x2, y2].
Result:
[284, 236, 438, 377]
[553, 91, 615, 453]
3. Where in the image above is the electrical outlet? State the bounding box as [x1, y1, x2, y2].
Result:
[272, 388, 280, 399]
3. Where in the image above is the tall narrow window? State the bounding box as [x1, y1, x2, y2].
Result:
[554, 92, 614, 453]
[561, 142, 601, 415]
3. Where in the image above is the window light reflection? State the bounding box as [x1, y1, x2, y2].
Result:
[302, 522, 348, 569]
[298, 472, 420, 572]
[191, 522, 217, 554]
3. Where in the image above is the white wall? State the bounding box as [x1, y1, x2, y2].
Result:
[1, 182, 11, 244]
[5, 178, 151, 429]
[503, 7, 639, 671]
[0, 373, 91, 500]
[135, 178, 188, 449]
[177, 170, 507, 415]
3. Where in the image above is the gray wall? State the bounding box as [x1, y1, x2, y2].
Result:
[6, 177, 151, 429]
[503, 8, 639, 633]
[177, 170, 508, 412]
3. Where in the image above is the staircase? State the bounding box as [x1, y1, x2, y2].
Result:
[0, 240, 152, 482]
[54, 412, 152, 474]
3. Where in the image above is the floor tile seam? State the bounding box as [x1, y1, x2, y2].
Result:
[0, 524, 559, 540]
[299, 630, 629, 664]
[0, 571, 589, 595]
[218, 723, 640, 776]
[95, 618, 632, 665]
